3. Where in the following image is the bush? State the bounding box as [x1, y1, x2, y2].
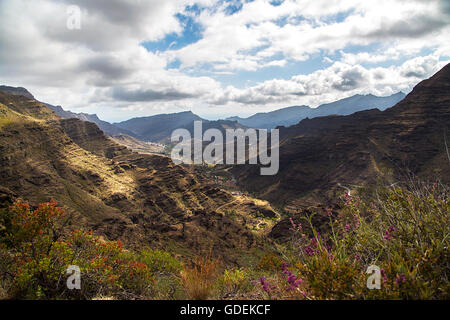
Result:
[263, 182, 450, 300]
[0, 201, 154, 299]
[256, 252, 284, 272]
[218, 268, 254, 298]
[139, 248, 181, 275]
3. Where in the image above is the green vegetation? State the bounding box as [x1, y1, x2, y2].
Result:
[255, 182, 450, 299]
[0, 181, 448, 300]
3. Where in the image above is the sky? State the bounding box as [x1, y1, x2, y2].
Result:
[0, 0, 449, 122]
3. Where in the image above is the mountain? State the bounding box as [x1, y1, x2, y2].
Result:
[45, 104, 137, 137]
[226, 92, 406, 129]
[232, 64, 450, 215]
[115, 111, 246, 144]
[115, 111, 202, 143]
[312, 92, 406, 117]
[0, 85, 35, 99]
[0, 90, 278, 262]
[0, 85, 136, 138]
[227, 105, 311, 129]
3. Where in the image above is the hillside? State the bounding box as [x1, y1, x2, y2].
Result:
[0, 91, 278, 263]
[232, 64, 450, 213]
[226, 92, 405, 129]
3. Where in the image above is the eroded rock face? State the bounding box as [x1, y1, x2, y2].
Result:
[234, 64, 450, 211]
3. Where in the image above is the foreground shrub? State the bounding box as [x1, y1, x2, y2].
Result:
[257, 182, 450, 299]
[139, 248, 181, 275]
[217, 268, 254, 298]
[0, 201, 154, 299]
[138, 248, 184, 300]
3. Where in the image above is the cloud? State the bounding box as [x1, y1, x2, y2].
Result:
[111, 87, 195, 102]
[168, 0, 450, 72]
[207, 54, 449, 107]
[0, 0, 449, 121]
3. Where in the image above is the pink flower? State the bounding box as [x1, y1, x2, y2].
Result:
[380, 268, 388, 283]
[305, 246, 315, 256]
[384, 225, 397, 241]
[289, 218, 302, 232]
[289, 218, 296, 230]
[281, 263, 303, 290]
[259, 277, 276, 294]
[395, 274, 406, 285]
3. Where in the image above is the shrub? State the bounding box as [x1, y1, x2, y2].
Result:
[0, 201, 154, 299]
[139, 248, 181, 275]
[256, 252, 284, 272]
[218, 268, 254, 298]
[258, 182, 450, 300]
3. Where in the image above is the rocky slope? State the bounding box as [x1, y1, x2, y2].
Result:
[0, 91, 278, 263]
[110, 134, 165, 155]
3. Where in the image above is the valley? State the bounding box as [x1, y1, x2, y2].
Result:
[0, 64, 449, 300]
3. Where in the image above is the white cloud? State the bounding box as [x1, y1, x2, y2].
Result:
[207, 54, 450, 108]
[0, 0, 448, 121]
[169, 0, 450, 71]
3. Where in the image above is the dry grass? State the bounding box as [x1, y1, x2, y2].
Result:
[179, 256, 221, 300]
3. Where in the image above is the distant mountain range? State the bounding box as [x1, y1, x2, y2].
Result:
[0, 86, 406, 145]
[226, 92, 406, 129]
[114, 112, 246, 144]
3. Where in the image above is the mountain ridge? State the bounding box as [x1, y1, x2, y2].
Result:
[226, 92, 406, 129]
[115, 111, 246, 143]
